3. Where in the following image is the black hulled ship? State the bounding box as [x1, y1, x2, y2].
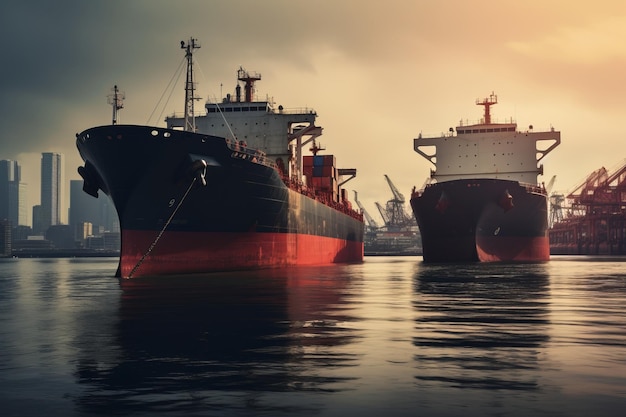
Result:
[410, 93, 560, 262]
[76, 38, 363, 278]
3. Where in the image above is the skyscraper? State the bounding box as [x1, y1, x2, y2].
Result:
[40, 152, 63, 233]
[0, 159, 26, 227]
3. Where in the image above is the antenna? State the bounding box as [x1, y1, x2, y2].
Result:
[181, 37, 201, 132]
[107, 85, 125, 125]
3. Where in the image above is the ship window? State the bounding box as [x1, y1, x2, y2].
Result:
[208, 108, 216, 113]
[242, 107, 249, 111]
[234, 108, 241, 112]
[480, 129, 486, 133]
[487, 128, 494, 132]
[472, 129, 479, 133]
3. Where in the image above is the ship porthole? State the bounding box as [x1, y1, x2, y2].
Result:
[151, 130, 159, 136]
[164, 132, 171, 138]
[168, 199, 175, 207]
[494, 227, 500, 235]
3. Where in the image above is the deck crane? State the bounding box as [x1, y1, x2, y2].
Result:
[353, 191, 379, 231]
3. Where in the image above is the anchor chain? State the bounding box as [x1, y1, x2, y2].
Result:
[128, 160, 207, 278]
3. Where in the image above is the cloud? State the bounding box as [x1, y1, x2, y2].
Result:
[2, 0, 626, 223]
[508, 15, 626, 64]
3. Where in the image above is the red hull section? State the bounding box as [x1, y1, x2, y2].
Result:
[476, 235, 550, 262]
[120, 230, 364, 278]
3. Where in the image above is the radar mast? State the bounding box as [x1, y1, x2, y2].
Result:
[108, 85, 124, 125]
[476, 92, 498, 124]
[181, 38, 201, 132]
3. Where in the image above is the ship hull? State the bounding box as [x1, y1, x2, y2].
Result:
[410, 179, 549, 263]
[76, 125, 363, 278]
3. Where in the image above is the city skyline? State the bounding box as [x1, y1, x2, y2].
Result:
[1, 154, 116, 237]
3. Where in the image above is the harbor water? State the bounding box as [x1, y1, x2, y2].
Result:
[1, 256, 625, 416]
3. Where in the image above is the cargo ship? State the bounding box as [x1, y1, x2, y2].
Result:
[410, 93, 560, 262]
[76, 38, 363, 278]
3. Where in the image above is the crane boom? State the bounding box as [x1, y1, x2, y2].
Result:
[353, 191, 379, 229]
[375, 202, 390, 226]
[545, 175, 556, 193]
[384, 174, 405, 203]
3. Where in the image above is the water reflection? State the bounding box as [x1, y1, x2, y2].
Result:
[412, 263, 550, 391]
[74, 267, 361, 415]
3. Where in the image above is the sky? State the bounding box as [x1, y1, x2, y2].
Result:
[2, 0, 626, 226]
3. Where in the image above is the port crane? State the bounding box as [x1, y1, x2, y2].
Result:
[375, 202, 391, 227]
[544, 175, 564, 227]
[374, 175, 415, 231]
[360, 176, 422, 255]
[549, 159, 626, 255]
[353, 191, 379, 232]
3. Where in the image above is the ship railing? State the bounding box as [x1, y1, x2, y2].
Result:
[520, 182, 546, 195]
[282, 174, 363, 222]
[269, 106, 317, 116]
[226, 140, 277, 169]
[412, 180, 546, 197]
[167, 106, 317, 118]
[457, 117, 516, 127]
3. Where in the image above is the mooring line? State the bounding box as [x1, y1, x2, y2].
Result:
[128, 177, 197, 278]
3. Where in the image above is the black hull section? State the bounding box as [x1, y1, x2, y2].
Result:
[410, 179, 549, 263]
[76, 125, 363, 277]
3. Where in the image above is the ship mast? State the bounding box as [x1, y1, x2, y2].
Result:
[476, 92, 497, 124]
[181, 38, 201, 132]
[236, 67, 261, 102]
[107, 85, 124, 125]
